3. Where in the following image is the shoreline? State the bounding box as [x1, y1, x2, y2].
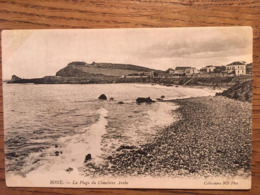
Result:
[5, 74, 251, 88]
[3, 82, 226, 95]
[3, 81, 226, 87]
[83, 96, 251, 178]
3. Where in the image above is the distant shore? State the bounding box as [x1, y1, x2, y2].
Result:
[84, 96, 251, 178]
[6, 74, 251, 88]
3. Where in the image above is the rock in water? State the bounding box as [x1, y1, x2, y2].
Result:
[11, 75, 22, 82]
[84, 154, 92, 162]
[66, 167, 73, 173]
[98, 94, 107, 100]
[136, 97, 154, 104]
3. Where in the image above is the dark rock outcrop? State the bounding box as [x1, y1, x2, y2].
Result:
[136, 97, 154, 104]
[5, 152, 19, 159]
[118, 101, 124, 104]
[84, 154, 92, 162]
[216, 80, 252, 102]
[56, 62, 88, 77]
[98, 94, 107, 100]
[66, 167, 73, 172]
[11, 75, 22, 82]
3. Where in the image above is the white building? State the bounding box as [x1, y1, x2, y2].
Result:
[185, 67, 199, 75]
[206, 65, 215, 73]
[226, 61, 246, 76]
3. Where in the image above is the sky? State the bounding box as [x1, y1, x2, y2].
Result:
[2, 27, 252, 79]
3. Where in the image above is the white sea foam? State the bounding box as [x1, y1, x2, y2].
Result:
[26, 108, 108, 177]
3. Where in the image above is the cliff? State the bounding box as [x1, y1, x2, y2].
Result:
[56, 61, 161, 77]
[216, 80, 252, 102]
[7, 61, 166, 84]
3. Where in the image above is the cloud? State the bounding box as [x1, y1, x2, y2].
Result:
[136, 27, 252, 61]
[2, 27, 252, 79]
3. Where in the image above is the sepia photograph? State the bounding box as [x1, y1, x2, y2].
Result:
[2, 27, 252, 189]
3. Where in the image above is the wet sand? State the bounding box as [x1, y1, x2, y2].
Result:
[84, 96, 251, 178]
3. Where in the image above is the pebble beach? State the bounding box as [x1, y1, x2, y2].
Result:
[84, 96, 252, 178]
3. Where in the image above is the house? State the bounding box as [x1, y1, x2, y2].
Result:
[167, 68, 175, 74]
[199, 67, 207, 73]
[174, 67, 191, 76]
[185, 67, 199, 76]
[123, 71, 155, 78]
[199, 65, 215, 73]
[172, 67, 198, 76]
[206, 65, 215, 73]
[144, 71, 155, 77]
[226, 61, 246, 76]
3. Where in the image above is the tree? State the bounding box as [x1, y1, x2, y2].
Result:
[214, 66, 226, 73]
[154, 72, 159, 77]
[166, 68, 174, 74]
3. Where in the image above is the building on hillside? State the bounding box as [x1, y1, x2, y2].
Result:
[174, 67, 191, 76]
[206, 65, 215, 73]
[167, 68, 175, 74]
[185, 67, 199, 76]
[123, 71, 155, 78]
[199, 65, 215, 73]
[199, 67, 207, 73]
[226, 61, 246, 76]
[142, 71, 155, 77]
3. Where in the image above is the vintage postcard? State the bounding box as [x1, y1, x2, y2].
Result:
[2, 27, 252, 189]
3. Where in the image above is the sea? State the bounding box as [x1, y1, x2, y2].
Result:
[3, 83, 222, 177]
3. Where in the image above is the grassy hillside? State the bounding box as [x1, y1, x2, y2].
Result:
[56, 61, 163, 77]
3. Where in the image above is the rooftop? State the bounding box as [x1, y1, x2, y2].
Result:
[227, 61, 246, 66]
[175, 67, 191, 70]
